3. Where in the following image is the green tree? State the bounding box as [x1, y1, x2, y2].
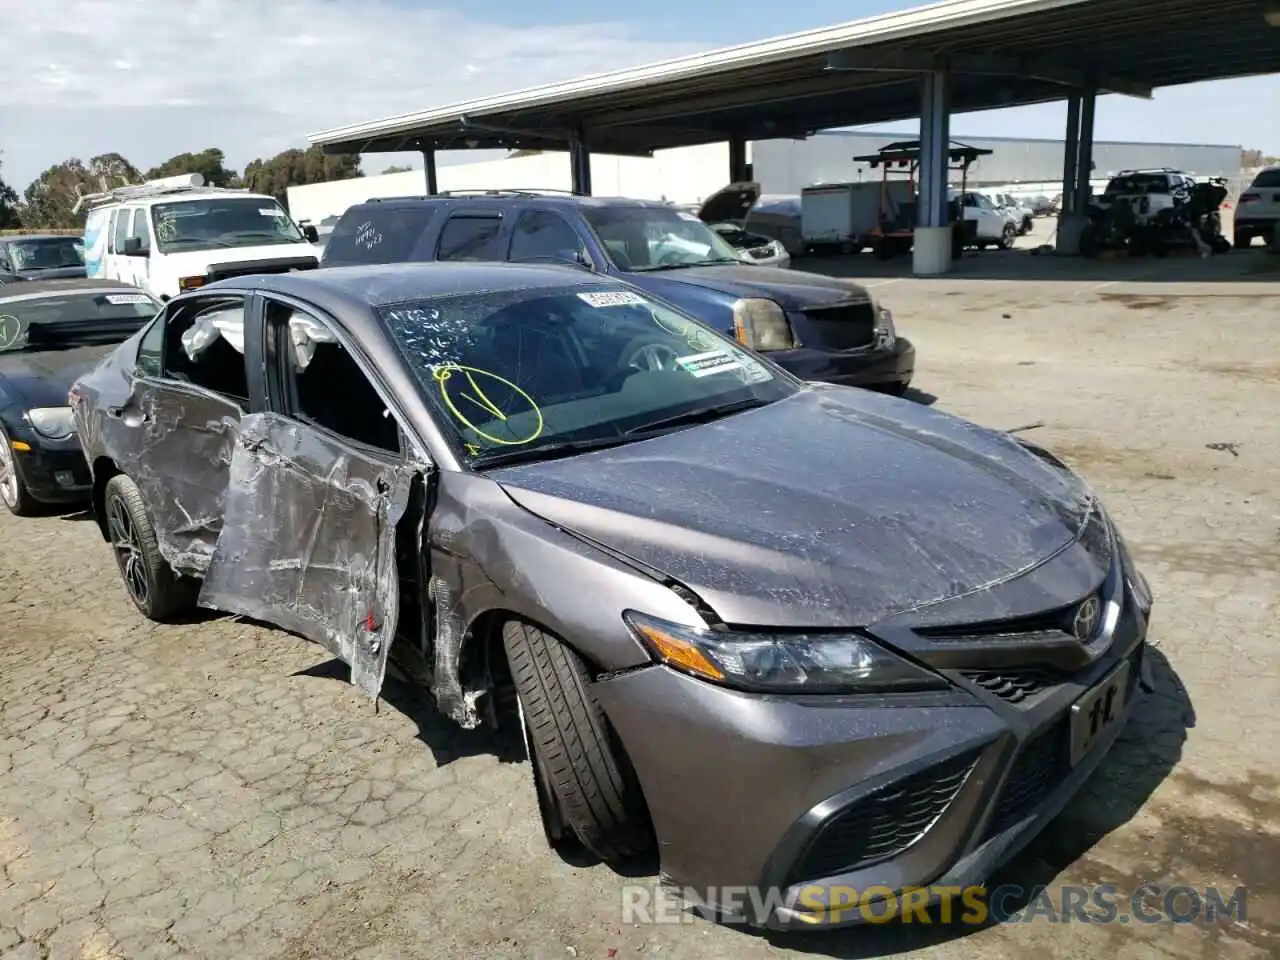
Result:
[146, 148, 238, 187]
[381, 164, 412, 174]
[0, 153, 20, 230]
[20, 153, 143, 229]
[242, 146, 361, 206]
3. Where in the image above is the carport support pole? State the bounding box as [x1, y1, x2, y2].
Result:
[569, 136, 592, 196]
[1074, 89, 1097, 214]
[728, 134, 749, 183]
[1056, 93, 1084, 254]
[421, 147, 438, 195]
[913, 67, 953, 276]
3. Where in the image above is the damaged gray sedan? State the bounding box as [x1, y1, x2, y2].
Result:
[69, 262, 1154, 929]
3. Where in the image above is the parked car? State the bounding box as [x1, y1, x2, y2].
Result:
[0, 234, 87, 280]
[320, 191, 913, 395]
[691, 183, 791, 268]
[1, 278, 161, 515]
[1094, 169, 1194, 225]
[952, 191, 1019, 249]
[70, 262, 1152, 929]
[1232, 166, 1280, 248]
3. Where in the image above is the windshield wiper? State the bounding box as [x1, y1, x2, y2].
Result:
[625, 396, 770, 435]
[634, 257, 745, 272]
[471, 434, 637, 469]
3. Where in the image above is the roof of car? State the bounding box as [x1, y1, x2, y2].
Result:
[0, 278, 143, 302]
[0, 234, 82, 242]
[217, 261, 621, 308]
[349, 193, 678, 213]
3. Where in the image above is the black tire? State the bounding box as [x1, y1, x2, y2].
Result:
[0, 424, 38, 517]
[103, 474, 198, 622]
[503, 620, 651, 862]
[883, 381, 909, 397]
[997, 223, 1017, 250]
[1233, 231, 1250, 249]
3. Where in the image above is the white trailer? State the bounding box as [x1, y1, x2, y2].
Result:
[800, 182, 885, 253]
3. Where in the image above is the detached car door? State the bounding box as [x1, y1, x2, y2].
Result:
[96, 292, 255, 575]
[197, 294, 420, 699]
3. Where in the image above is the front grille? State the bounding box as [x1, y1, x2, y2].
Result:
[915, 589, 1104, 645]
[981, 721, 1069, 841]
[789, 749, 979, 883]
[800, 301, 877, 351]
[962, 669, 1059, 704]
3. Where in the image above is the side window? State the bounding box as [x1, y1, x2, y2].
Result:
[267, 300, 401, 454]
[112, 208, 131, 253]
[161, 297, 250, 406]
[436, 214, 503, 261]
[135, 316, 164, 377]
[507, 210, 584, 263]
[323, 206, 436, 266]
[0, 243, 11, 272]
[129, 209, 151, 253]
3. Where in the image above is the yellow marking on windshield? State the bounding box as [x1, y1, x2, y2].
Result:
[432, 363, 544, 450]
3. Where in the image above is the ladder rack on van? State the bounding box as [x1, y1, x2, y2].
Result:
[72, 173, 251, 214]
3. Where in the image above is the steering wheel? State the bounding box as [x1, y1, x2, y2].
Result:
[621, 340, 681, 372]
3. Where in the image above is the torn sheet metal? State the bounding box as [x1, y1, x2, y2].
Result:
[198, 412, 414, 699]
[111, 384, 241, 576]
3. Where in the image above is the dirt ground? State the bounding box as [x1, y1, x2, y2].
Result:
[2, 233, 1278, 959]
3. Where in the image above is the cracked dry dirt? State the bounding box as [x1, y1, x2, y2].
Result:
[2, 266, 1278, 959]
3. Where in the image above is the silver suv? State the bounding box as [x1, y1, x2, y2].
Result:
[1096, 169, 1194, 223]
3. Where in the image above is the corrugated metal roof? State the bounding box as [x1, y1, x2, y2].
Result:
[309, 0, 1280, 155]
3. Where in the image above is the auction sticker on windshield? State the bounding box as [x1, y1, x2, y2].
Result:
[676, 350, 744, 378]
[104, 294, 152, 305]
[578, 291, 647, 308]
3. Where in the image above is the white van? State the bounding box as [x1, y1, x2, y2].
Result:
[78, 174, 323, 301]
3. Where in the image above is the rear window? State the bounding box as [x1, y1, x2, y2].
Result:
[323, 205, 437, 266]
[436, 215, 503, 261]
[0, 290, 159, 353]
[1249, 169, 1280, 189]
[1105, 174, 1170, 194]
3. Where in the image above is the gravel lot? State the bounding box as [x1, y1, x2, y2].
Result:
[2, 235, 1278, 959]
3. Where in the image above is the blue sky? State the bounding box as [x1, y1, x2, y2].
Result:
[0, 0, 1275, 188]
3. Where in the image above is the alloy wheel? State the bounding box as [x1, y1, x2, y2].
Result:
[0, 439, 17, 509]
[107, 494, 150, 608]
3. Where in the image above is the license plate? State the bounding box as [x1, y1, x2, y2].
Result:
[1068, 659, 1130, 766]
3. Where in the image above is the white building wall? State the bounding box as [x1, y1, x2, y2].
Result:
[287, 143, 731, 224]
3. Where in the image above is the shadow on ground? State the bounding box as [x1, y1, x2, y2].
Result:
[797, 246, 1280, 284]
[735, 646, 1195, 958]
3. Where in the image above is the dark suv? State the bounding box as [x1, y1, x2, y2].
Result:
[321, 191, 914, 394]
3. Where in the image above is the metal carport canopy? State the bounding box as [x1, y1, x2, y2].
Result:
[308, 0, 1280, 157]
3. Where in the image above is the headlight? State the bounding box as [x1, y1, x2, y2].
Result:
[1114, 530, 1153, 616]
[624, 611, 946, 694]
[731, 298, 795, 351]
[26, 406, 75, 439]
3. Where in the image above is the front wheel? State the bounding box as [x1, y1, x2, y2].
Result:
[503, 621, 652, 863]
[0, 424, 37, 517]
[997, 223, 1017, 250]
[103, 474, 198, 622]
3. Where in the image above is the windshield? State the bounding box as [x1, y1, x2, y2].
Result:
[8, 237, 85, 272]
[1106, 174, 1168, 194]
[0, 290, 158, 354]
[581, 206, 746, 271]
[1250, 169, 1280, 189]
[150, 197, 306, 253]
[380, 284, 797, 466]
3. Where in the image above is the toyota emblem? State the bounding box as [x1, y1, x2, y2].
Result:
[1072, 594, 1101, 642]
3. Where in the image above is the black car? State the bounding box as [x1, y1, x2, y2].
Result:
[71, 263, 1151, 928]
[0, 278, 161, 514]
[0, 234, 88, 280]
[321, 191, 914, 394]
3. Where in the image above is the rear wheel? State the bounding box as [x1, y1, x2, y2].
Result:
[0, 425, 37, 517]
[997, 223, 1017, 250]
[1233, 230, 1250, 249]
[104, 474, 198, 622]
[503, 621, 652, 863]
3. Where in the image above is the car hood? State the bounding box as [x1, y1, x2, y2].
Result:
[0, 345, 112, 410]
[490, 386, 1099, 629]
[162, 242, 322, 272]
[697, 182, 761, 224]
[629, 263, 869, 310]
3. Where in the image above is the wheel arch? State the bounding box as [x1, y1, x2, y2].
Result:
[91, 456, 122, 540]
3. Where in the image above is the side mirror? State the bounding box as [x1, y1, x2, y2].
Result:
[302, 225, 320, 243]
[123, 237, 145, 256]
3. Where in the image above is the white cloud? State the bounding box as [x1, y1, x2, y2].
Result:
[0, 0, 699, 186]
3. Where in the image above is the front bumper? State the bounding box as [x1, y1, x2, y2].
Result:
[10, 432, 93, 504]
[773, 336, 914, 390]
[592, 572, 1149, 930]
